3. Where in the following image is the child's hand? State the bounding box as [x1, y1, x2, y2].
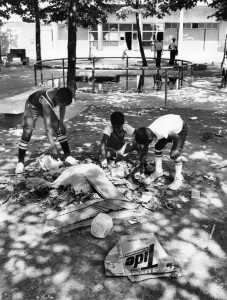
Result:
[99, 156, 108, 167]
[51, 147, 59, 160]
[170, 149, 181, 159]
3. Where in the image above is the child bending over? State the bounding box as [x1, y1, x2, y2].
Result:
[135, 114, 188, 190]
[15, 87, 78, 174]
[100, 111, 141, 167]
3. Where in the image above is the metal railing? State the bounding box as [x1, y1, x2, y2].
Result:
[34, 56, 193, 109]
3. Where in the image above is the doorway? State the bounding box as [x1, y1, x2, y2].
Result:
[125, 32, 132, 50]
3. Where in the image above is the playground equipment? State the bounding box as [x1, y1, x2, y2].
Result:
[34, 56, 193, 109]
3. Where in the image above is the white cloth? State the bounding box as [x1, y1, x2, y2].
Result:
[103, 123, 135, 137]
[148, 114, 183, 140]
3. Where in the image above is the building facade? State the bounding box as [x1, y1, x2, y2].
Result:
[0, 4, 226, 60]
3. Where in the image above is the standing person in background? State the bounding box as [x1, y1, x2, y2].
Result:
[169, 37, 178, 66]
[156, 39, 163, 68]
[122, 40, 128, 59]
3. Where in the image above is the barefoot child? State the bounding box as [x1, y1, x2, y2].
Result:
[135, 114, 188, 190]
[99, 111, 141, 167]
[15, 87, 78, 174]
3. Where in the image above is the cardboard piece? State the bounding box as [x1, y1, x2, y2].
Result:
[86, 175, 127, 200]
[105, 233, 176, 277]
[191, 189, 200, 199]
[43, 199, 138, 234]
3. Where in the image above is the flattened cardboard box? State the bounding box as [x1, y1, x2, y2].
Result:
[105, 233, 175, 276]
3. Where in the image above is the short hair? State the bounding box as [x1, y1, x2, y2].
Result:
[135, 127, 151, 145]
[172, 38, 176, 42]
[56, 88, 72, 106]
[110, 111, 124, 125]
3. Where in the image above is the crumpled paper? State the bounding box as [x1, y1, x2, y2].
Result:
[91, 213, 113, 238]
[39, 155, 63, 171]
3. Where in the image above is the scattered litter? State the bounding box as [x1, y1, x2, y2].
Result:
[128, 217, 143, 224]
[142, 202, 158, 211]
[139, 192, 152, 203]
[201, 131, 214, 142]
[49, 189, 59, 198]
[26, 177, 50, 190]
[209, 224, 216, 239]
[191, 189, 200, 199]
[5, 185, 14, 192]
[90, 284, 104, 293]
[0, 176, 11, 184]
[91, 213, 113, 238]
[203, 174, 216, 181]
[210, 160, 227, 169]
[165, 201, 177, 210]
[178, 195, 189, 203]
[189, 116, 198, 120]
[105, 233, 178, 277]
[39, 155, 63, 171]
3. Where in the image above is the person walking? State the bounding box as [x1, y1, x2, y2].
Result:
[169, 37, 178, 66]
[156, 39, 163, 68]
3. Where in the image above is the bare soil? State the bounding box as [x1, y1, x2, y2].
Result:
[0, 63, 227, 300]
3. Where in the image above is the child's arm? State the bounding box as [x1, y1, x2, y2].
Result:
[41, 100, 59, 159]
[139, 143, 149, 174]
[59, 106, 66, 134]
[100, 134, 109, 164]
[169, 133, 182, 159]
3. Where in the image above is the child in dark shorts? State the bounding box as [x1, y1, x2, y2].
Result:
[15, 87, 78, 174]
[99, 111, 141, 167]
[135, 114, 188, 190]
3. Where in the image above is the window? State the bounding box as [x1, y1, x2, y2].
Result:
[143, 24, 153, 31]
[183, 23, 191, 29]
[172, 23, 178, 28]
[165, 23, 179, 28]
[206, 23, 218, 29]
[119, 24, 132, 31]
[198, 23, 205, 28]
[103, 32, 109, 40]
[103, 23, 109, 31]
[192, 23, 199, 28]
[143, 32, 153, 40]
[90, 32, 98, 40]
[110, 23, 118, 31]
[133, 24, 138, 31]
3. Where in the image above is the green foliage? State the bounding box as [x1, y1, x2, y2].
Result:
[41, 0, 113, 27]
[208, 0, 227, 20]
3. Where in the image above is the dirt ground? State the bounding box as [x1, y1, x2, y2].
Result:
[0, 63, 227, 300]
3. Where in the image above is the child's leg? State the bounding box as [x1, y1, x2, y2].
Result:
[150, 138, 169, 181]
[51, 111, 78, 165]
[51, 111, 70, 157]
[18, 128, 33, 163]
[18, 102, 38, 163]
[169, 121, 188, 190]
[16, 101, 38, 173]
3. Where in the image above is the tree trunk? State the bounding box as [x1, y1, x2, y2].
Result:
[136, 12, 147, 67]
[67, 0, 77, 98]
[34, 0, 42, 64]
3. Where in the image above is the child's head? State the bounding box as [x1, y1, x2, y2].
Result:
[172, 37, 176, 42]
[56, 88, 73, 106]
[110, 111, 125, 126]
[135, 127, 153, 145]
